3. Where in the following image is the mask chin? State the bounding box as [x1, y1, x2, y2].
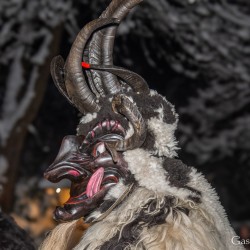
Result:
[53, 187, 108, 222]
[45, 120, 131, 222]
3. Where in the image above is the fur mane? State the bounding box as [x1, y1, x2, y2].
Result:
[40, 108, 242, 250]
[42, 0, 244, 248]
[40, 177, 242, 249]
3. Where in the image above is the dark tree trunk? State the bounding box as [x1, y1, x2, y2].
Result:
[0, 26, 63, 212]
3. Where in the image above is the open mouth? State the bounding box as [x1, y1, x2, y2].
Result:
[64, 167, 119, 205]
[45, 165, 120, 222]
[44, 141, 122, 222]
[44, 120, 127, 222]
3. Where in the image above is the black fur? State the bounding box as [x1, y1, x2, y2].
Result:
[184, 186, 202, 203]
[0, 211, 35, 250]
[86, 181, 137, 223]
[98, 181, 137, 214]
[163, 158, 191, 187]
[123, 173, 137, 186]
[132, 91, 177, 153]
[146, 196, 175, 228]
[99, 224, 141, 250]
[163, 158, 202, 203]
[175, 207, 190, 217]
[77, 91, 177, 160]
[99, 199, 117, 213]
[130, 92, 176, 124]
[184, 186, 202, 196]
[98, 196, 186, 249]
[187, 195, 201, 204]
[141, 129, 156, 152]
[77, 96, 130, 136]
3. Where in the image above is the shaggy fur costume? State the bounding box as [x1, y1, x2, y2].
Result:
[41, 0, 244, 249]
[41, 92, 243, 250]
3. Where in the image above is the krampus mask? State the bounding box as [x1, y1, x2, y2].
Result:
[44, 0, 168, 222]
[44, 0, 243, 249]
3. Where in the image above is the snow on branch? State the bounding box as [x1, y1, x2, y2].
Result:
[110, 0, 250, 165]
[0, 0, 76, 147]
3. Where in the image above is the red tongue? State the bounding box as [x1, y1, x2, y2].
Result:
[86, 167, 104, 198]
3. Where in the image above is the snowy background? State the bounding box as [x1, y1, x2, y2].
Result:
[0, 0, 250, 247]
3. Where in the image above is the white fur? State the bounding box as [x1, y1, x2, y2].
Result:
[41, 183, 243, 250]
[74, 185, 243, 250]
[188, 168, 239, 250]
[149, 89, 158, 96]
[104, 181, 127, 200]
[124, 148, 242, 249]
[140, 206, 228, 250]
[74, 187, 162, 249]
[155, 104, 164, 120]
[80, 113, 97, 124]
[40, 220, 78, 250]
[124, 149, 195, 200]
[148, 117, 179, 157]
[147, 100, 179, 158]
[42, 90, 242, 249]
[85, 181, 128, 223]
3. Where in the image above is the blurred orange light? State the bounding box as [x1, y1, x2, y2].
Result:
[58, 188, 70, 205]
[46, 188, 55, 195]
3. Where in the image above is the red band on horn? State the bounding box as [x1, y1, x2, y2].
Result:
[82, 62, 90, 69]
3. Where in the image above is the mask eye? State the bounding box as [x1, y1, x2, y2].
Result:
[92, 142, 106, 157]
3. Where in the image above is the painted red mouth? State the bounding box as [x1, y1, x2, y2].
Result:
[65, 167, 119, 205]
[44, 120, 127, 222]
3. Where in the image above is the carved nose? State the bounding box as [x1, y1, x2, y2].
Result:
[44, 135, 81, 177]
[53, 135, 81, 163]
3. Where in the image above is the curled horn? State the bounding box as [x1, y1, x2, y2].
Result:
[86, 0, 144, 96]
[64, 18, 119, 114]
[105, 94, 146, 161]
[87, 64, 150, 94]
[51, 0, 147, 114]
[50, 55, 75, 107]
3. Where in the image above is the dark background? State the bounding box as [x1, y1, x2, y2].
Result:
[0, 0, 250, 246]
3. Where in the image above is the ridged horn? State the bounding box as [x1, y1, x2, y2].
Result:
[50, 55, 75, 106]
[86, 0, 143, 96]
[89, 64, 150, 94]
[108, 94, 146, 152]
[64, 18, 119, 114]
